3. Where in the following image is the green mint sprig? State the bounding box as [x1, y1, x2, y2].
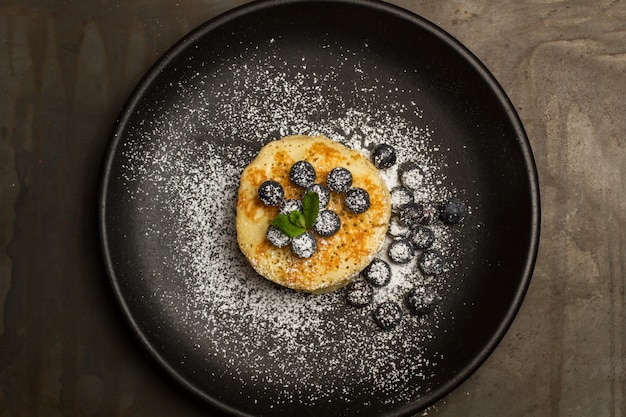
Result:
[302, 190, 320, 228]
[270, 191, 319, 238]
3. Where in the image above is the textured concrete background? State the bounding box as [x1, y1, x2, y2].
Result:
[1, 0, 625, 416]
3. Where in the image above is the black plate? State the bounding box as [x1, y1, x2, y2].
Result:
[99, 0, 540, 415]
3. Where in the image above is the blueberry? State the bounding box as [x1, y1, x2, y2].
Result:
[326, 167, 353, 193]
[307, 183, 331, 209]
[313, 210, 341, 237]
[415, 202, 440, 225]
[399, 162, 425, 190]
[372, 143, 397, 169]
[390, 186, 414, 212]
[440, 198, 466, 224]
[279, 199, 303, 215]
[291, 232, 317, 258]
[344, 187, 370, 213]
[290, 160, 316, 187]
[399, 202, 439, 226]
[266, 225, 290, 248]
[362, 258, 391, 287]
[388, 238, 415, 264]
[406, 286, 440, 315]
[345, 280, 373, 307]
[418, 249, 446, 275]
[398, 203, 422, 227]
[258, 180, 284, 206]
[408, 226, 435, 250]
[373, 301, 402, 330]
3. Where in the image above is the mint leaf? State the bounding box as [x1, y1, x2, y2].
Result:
[269, 191, 320, 240]
[302, 191, 320, 229]
[271, 214, 306, 238]
[289, 210, 307, 229]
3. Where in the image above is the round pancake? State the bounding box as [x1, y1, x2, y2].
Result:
[236, 135, 391, 293]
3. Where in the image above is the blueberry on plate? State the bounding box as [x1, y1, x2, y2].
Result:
[290, 160, 316, 188]
[258, 180, 284, 206]
[344, 187, 370, 213]
[416, 202, 440, 225]
[398, 162, 425, 190]
[408, 225, 435, 250]
[291, 232, 317, 258]
[373, 301, 402, 330]
[345, 280, 373, 307]
[362, 258, 391, 287]
[441, 197, 466, 224]
[398, 203, 422, 227]
[372, 143, 397, 169]
[388, 238, 415, 264]
[279, 198, 303, 215]
[307, 183, 331, 209]
[418, 249, 446, 275]
[326, 167, 353, 193]
[390, 186, 414, 212]
[266, 225, 290, 248]
[313, 210, 341, 237]
[406, 285, 440, 315]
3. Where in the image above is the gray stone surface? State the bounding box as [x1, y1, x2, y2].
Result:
[1, 1, 624, 416]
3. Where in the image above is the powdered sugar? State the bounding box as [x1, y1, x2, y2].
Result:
[388, 239, 415, 264]
[362, 258, 392, 287]
[114, 34, 468, 414]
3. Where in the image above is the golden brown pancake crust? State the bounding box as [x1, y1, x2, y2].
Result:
[236, 135, 391, 293]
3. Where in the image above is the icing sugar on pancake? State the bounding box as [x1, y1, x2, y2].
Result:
[236, 135, 391, 293]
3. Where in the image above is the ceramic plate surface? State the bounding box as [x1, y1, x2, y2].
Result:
[99, 0, 540, 415]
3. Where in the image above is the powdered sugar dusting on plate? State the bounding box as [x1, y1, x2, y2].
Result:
[115, 36, 469, 412]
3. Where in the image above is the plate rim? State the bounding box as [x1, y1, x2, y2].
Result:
[97, 0, 541, 415]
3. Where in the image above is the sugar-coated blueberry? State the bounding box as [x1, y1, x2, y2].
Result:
[279, 199, 303, 215]
[372, 143, 397, 169]
[307, 183, 331, 209]
[399, 162, 425, 190]
[418, 249, 446, 275]
[344, 187, 370, 213]
[291, 232, 317, 258]
[406, 285, 440, 315]
[416, 202, 440, 225]
[362, 258, 392, 287]
[345, 280, 373, 307]
[258, 180, 284, 206]
[326, 167, 353, 193]
[266, 225, 290, 248]
[313, 210, 341, 237]
[408, 226, 435, 250]
[398, 203, 422, 227]
[390, 186, 414, 212]
[290, 160, 316, 187]
[388, 238, 415, 264]
[441, 198, 466, 224]
[373, 301, 402, 330]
